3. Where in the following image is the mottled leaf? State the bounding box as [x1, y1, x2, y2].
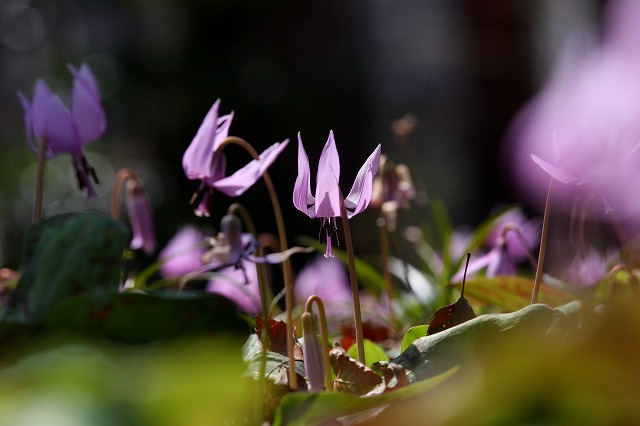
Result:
[2, 212, 128, 323]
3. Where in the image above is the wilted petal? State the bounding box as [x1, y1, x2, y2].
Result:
[293, 133, 316, 218]
[213, 139, 289, 197]
[315, 132, 342, 218]
[69, 63, 106, 145]
[344, 144, 382, 218]
[159, 226, 206, 278]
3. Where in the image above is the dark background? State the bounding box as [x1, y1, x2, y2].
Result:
[0, 0, 603, 268]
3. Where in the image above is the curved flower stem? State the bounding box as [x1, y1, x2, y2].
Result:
[338, 192, 365, 364]
[378, 212, 397, 327]
[227, 202, 270, 422]
[219, 136, 298, 389]
[33, 138, 48, 224]
[304, 295, 332, 391]
[531, 179, 553, 304]
[110, 168, 139, 219]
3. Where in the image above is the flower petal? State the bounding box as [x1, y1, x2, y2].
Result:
[68, 63, 106, 145]
[531, 153, 587, 184]
[245, 245, 314, 264]
[344, 144, 382, 218]
[126, 180, 156, 255]
[17, 90, 38, 155]
[315, 131, 342, 218]
[213, 139, 289, 197]
[182, 99, 235, 181]
[293, 133, 316, 218]
[43, 95, 77, 154]
[159, 226, 207, 278]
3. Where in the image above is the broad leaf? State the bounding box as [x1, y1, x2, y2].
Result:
[401, 325, 428, 353]
[346, 338, 390, 368]
[461, 275, 574, 311]
[273, 366, 458, 426]
[2, 212, 128, 323]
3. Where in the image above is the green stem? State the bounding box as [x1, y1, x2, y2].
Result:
[531, 179, 553, 304]
[226, 202, 270, 423]
[338, 192, 365, 364]
[304, 295, 332, 391]
[33, 138, 48, 224]
[219, 136, 298, 390]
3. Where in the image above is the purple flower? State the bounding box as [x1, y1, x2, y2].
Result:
[182, 99, 289, 216]
[293, 131, 381, 257]
[207, 259, 261, 314]
[126, 179, 156, 255]
[18, 63, 106, 198]
[159, 225, 207, 279]
[294, 256, 351, 306]
[507, 0, 640, 223]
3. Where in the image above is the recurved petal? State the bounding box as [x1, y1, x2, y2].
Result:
[531, 153, 587, 185]
[69, 64, 106, 144]
[182, 99, 222, 180]
[213, 139, 289, 197]
[344, 144, 382, 218]
[293, 133, 316, 218]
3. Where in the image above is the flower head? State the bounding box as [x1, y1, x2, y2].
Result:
[182, 99, 288, 216]
[293, 131, 381, 257]
[507, 0, 640, 224]
[18, 63, 106, 198]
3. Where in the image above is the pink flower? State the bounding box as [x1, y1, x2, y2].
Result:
[126, 179, 156, 255]
[18, 63, 106, 198]
[293, 131, 381, 257]
[507, 0, 640, 225]
[182, 99, 288, 216]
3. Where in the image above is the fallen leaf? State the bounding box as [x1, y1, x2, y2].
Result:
[330, 345, 382, 394]
[255, 317, 303, 360]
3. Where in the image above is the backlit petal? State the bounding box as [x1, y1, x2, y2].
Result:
[183, 99, 225, 180]
[531, 153, 587, 184]
[213, 139, 289, 197]
[69, 63, 106, 145]
[315, 131, 342, 218]
[293, 133, 316, 218]
[344, 144, 381, 218]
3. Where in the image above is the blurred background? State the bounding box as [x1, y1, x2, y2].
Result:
[0, 0, 602, 268]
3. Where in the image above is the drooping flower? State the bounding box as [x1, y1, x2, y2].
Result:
[293, 131, 381, 257]
[207, 259, 260, 314]
[182, 99, 289, 216]
[370, 154, 416, 232]
[126, 179, 156, 255]
[452, 209, 539, 281]
[18, 63, 107, 198]
[159, 225, 207, 279]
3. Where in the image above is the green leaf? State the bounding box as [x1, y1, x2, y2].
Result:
[401, 325, 428, 353]
[461, 276, 574, 311]
[273, 366, 459, 426]
[347, 338, 390, 367]
[2, 212, 129, 323]
[44, 290, 248, 343]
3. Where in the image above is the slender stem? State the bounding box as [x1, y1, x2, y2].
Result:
[531, 179, 553, 304]
[110, 168, 139, 219]
[219, 136, 298, 389]
[226, 203, 270, 422]
[338, 192, 365, 364]
[378, 212, 397, 326]
[33, 138, 48, 224]
[304, 295, 332, 391]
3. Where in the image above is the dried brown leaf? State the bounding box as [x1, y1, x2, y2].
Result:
[329, 346, 382, 394]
